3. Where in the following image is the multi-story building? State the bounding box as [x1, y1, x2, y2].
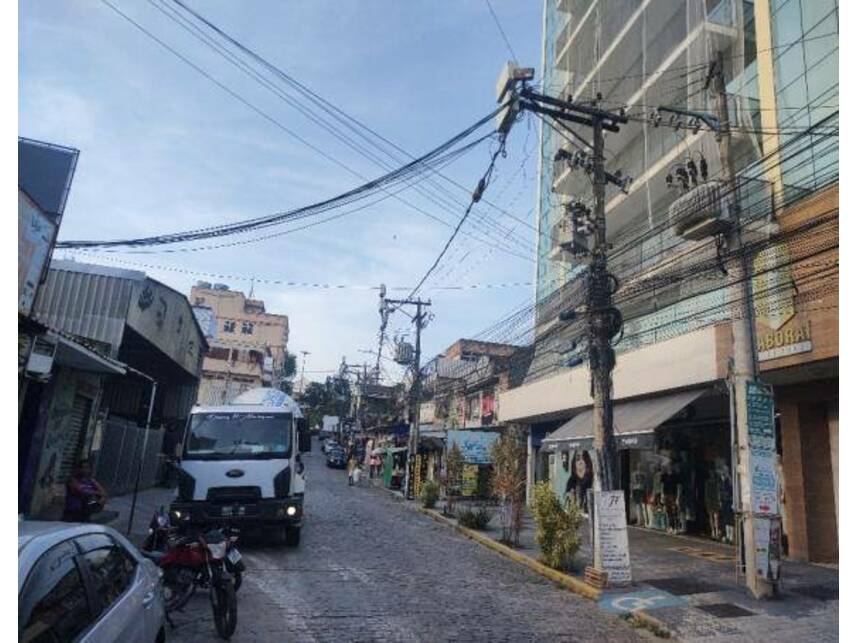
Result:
[500, 0, 837, 562]
[190, 282, 290, 404]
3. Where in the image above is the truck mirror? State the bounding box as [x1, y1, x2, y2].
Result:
[298, 418, 311, 453]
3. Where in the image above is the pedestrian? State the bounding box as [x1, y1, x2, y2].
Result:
[63, 460, 108, 523]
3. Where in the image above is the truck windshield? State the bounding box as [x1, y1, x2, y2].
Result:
[184, 412, 291, 460]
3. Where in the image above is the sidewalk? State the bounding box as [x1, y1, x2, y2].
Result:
[385, 491, 837, 641]
[103, 485, 177, 545]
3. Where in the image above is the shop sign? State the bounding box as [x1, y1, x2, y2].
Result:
[18, 193, 57, 316]
[461, 464, 478, 496]
[594, 491, 632, 584]
[757, 319, 813, 362]
[447, 430, 499, 464]
[752, 243, 794, 331]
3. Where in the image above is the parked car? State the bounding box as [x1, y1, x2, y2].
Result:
[326, 446, 348, 469]
[322, 439, 339, 454]
[18, 521, 166, 643]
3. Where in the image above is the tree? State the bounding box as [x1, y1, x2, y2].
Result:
[490, 427, 527, 547]
[442, 442, 464, 517]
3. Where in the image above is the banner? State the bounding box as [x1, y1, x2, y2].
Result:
[447, 430, 500, 464]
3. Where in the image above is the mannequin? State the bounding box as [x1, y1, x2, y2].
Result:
[652, 465, 665, 530]
[631, 469, 646, 525]
[705, 464, 721, 540]
[719, 467, 734, 543]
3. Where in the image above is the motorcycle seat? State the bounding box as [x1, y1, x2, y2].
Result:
[141, 550, 166, 562]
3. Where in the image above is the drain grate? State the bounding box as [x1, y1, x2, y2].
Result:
[643, 577, 723, 595]
[671, 546, 734, 563]
[696, 603, 756, 618]
[792, 585, 838, 601]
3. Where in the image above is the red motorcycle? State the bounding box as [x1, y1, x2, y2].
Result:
[143, 526, 239, 639]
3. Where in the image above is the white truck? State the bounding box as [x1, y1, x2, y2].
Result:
[169, 388, 310, 546]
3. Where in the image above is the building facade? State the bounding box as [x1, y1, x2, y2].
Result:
[500, 0, 837, 561]
[190, 282, 290, 404]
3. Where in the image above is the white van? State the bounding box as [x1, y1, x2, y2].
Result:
[169, 388, 310, 546]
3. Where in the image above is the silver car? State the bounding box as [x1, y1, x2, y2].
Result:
[19, 521, 166, 643]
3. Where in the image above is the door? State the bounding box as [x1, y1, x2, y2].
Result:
[19, 540, 95, 642]
[57, 395, 93, 485]
[76, 533, 153, 643]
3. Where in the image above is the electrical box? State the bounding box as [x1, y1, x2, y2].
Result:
[26, 335, 56, 376]
[549, 217, 589, 263]
[395, 342, 414, 365]
[668, 181, 730, 240]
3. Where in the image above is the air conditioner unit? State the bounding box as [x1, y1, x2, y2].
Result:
[26, 336, 56, 376]
[669, 181, 730, 240]
[549, 217, 588, 262]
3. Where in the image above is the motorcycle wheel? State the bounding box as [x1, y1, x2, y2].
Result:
[211, 581, 238, 639]
[163, 568, 195, 612]
[233, 570, 242, 592]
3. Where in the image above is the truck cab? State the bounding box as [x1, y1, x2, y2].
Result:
[169, 388, 310, 546]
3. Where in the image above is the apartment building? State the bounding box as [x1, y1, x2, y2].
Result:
[500, 0, 837, 562]
[190, 282, 290, 404]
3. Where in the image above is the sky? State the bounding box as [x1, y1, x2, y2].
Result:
[19, 0, 544, 383]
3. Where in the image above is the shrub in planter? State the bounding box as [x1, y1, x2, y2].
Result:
[531, 482, 583, 570]
[420, 479, 440, 509]
[458, 506, 494, 530]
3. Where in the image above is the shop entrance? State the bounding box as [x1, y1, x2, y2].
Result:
[624, 418, 734, 543]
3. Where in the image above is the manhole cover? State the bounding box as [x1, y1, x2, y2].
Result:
[643, 577, 723, 595]
[792, 585, 838, 601]
[696, 603, 756, 618]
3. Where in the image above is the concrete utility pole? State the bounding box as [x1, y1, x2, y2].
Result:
[384, 296, 431, 499]
[711, 52, 774, 599]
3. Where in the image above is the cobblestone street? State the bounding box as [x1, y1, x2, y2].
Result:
[169, 451, 642, 642]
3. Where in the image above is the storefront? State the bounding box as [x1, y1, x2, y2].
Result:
[542, 388, 734, 543]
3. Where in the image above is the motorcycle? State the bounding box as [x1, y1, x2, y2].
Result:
[143, 508, 245, 591]
[143, 527, 240, 639]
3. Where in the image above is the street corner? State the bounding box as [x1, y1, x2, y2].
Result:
[598, 588, 688, 615]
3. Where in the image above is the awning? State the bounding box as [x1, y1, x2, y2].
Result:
[542, 389, 707, 451]
[52, 333, 126, 376]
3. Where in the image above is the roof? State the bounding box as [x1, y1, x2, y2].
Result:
[49, 258, 146, 281]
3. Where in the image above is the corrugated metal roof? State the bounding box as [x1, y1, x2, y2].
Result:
[33, 262, 135, 357]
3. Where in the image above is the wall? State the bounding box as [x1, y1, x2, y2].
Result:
[500, 324, 727, 423]
[28, 367, 102, 517]
[18, 190, 56, 316]
[126, 278, 205, 378]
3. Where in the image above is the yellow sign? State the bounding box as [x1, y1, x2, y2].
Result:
[753, 243, 795, 331]
[758, 319, 812, 362]
[461, 464, 478, 497]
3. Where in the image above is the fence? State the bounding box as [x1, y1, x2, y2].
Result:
[92, 416, 164, 496]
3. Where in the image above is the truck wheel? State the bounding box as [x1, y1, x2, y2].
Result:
[285, 526, 301, 547]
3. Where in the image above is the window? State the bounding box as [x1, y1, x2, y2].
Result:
[223, 320, 236, 333]
[241, 321, 254, 335]
[20, 541, 94, 643]
[78, 535, 137, 613]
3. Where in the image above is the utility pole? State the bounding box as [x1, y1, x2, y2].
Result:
[497, 62, 629, 578]
[588, 105, 620, 494]
[299, 350, 310, 395]
[384, 296, 431, 499]
[711, 51, 774, 599]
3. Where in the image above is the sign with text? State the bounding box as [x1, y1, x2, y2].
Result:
[594, 491, 632, 584]
[447, 430, 500, 464]
[746, 382, 780, 516]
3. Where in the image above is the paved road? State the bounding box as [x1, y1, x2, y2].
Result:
[170, 450, 642, 642]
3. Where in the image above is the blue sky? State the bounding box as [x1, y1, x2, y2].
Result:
[20, 0, 544, 382]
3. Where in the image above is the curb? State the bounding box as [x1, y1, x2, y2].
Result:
[417, 506, 601, 601]
[369, 487, 674, 637]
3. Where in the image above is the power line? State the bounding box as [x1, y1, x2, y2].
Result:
[485, 0, 518, 62]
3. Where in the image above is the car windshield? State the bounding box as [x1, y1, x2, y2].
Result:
[185, 412, 291, 460]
